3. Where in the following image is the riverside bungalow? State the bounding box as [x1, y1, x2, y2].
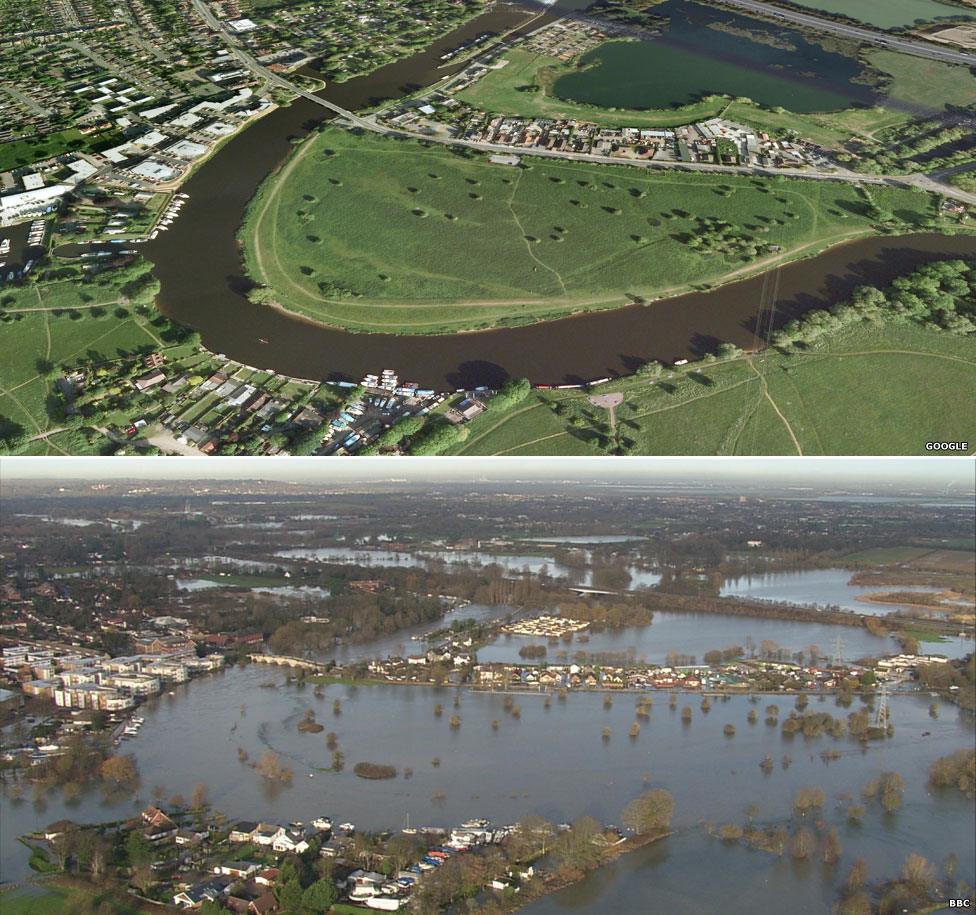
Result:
[175, 827, 208, 846]
[173, 876, 233, 908]
[133, 369, 166, 392]
[140, 807, 178, 844]
[229, 821, 259, 843]
[215, 861, 261, 878]
[252, 824, 286, 846]
[272, 824, 319, 853]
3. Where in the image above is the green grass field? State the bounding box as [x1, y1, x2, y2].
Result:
[0, 128, 122, 172]
[0, 263, 190, 454]
[439, 324, 976, 455]
[772, 0, 973, 29]
[0, 883, 145, 915]
[456, 46, 976, 147]
[842, 546, 933, 563]
[456, 49, 730, 128]
[0, 311, 164, 453]
[243, 128, 938, 334]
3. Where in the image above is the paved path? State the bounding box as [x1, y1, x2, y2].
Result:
[713, 0, 976, 65]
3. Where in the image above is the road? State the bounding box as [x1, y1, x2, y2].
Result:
[189, 0, 380, 131]
[190, 0, 976, 207]
[714, 0, 976, 65]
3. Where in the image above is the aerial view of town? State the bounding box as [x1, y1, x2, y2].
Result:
[0, 0, 973, 456]
[0, 457, 973, 915]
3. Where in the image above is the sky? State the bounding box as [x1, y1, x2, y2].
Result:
[1, 456, 973, 491]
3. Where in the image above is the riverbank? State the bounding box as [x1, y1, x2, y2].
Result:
[857, 590, 976, 617]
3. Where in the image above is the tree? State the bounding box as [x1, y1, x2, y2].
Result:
[276, 873, 303, 912]
[125, 829, 152, 867]
[622, 788, 674, 835]
[290, 429, 322, 456]
[793, 786, 826, 815]
[555, 816, 604, 870]
[864, 771, 905, 812]
[100, 754, 139, 786]
[845, 858, 868, 894]
[494, 377, 531, 409]
[301, 877, 337, 911]
[636, 360, 663, 379]
[191, 782, 208, 809]
[789, 826, 816, 859]
[823, 827, 842, 865]
[901, 853, 935, 892]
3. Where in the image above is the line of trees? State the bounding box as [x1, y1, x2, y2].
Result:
[773, 259, 975, 347]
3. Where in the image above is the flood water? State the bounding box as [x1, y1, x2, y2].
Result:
[2, 665, 973, 902]
[141, 0, 976, 387]
[476, 610, 974, 664]
[721, 568, 969, 616]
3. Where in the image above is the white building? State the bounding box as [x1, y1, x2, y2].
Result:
[0, 185, 69, 226]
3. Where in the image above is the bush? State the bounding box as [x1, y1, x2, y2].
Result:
[353, 761, 397, 779]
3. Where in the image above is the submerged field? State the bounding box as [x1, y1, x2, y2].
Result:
[243, 128, 938, 334]
[440, 324, 976, 455]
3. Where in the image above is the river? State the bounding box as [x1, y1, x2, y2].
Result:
[138, 1, 976, 387]
[2, 665, 973, 906]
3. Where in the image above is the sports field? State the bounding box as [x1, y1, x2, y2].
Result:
[243, 128, 935, 334]
[439, 324, 976, 455]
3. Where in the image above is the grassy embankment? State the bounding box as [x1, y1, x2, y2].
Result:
[243, 128, 945, 335]
[456, 46, 976, 146]
[437, 324, 975, 455]
[0, 881, 148, 915]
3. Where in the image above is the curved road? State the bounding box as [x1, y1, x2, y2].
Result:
[714, 0, 976, 65]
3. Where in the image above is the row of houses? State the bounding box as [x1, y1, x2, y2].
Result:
[471, 658, 882, 692]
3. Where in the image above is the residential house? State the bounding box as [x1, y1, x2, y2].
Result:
[214, 861, 261, 878]
[252, 823, 285, 846]
[229, 821, 259, 843]
[271, 824, 318, 854]
[173, 876, 233, 908]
